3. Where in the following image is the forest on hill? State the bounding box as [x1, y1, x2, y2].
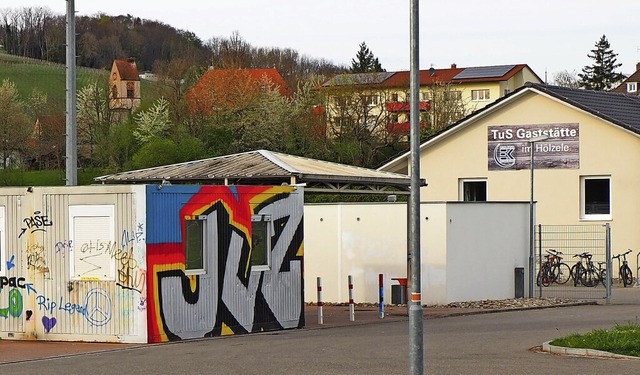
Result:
[0, 6, 346, 87]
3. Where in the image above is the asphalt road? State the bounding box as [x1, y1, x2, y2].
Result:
[2, 300, 639, 375]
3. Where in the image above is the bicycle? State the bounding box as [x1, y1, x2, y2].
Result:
[570, 252, 600, 287]
[536, 249, 571, 286]
[612, 249, 634, 287]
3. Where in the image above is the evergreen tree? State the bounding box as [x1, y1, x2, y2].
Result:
[578, 35, 625, 90]
[350, 42, 385, 73]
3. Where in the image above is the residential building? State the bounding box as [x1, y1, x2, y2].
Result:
[109, 58, 141, 114]
[186, 68, 292, 116]
[380, 83, 640, 276]
[612, 62, 640, 95]
[318, 64, 542, 136]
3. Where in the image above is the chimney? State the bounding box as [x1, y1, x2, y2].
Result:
[636, 62, 640, 72]
[451, 63, 457, 69]
[126, 57, 136, 64]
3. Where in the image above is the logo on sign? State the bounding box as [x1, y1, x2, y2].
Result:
[493, 144, 516, 168]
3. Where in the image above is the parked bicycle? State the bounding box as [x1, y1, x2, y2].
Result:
[570, 252, 600, 287]
[612, 249, 634, 287]
[536, 249, 571, 286]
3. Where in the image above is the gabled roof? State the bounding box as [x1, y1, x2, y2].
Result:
[113, 59, 140, 81]
[194, 68, 292, 97]
[612, 62, 640, 94]
[95, 150, 416, 194]
[378, 82, 640, 171]
[321, 64, 541, 89]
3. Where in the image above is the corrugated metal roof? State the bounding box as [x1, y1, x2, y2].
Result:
[95, 150, 416, 194]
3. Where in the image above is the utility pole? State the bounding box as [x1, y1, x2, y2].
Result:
[408, 0, 424, 373]
[65, 0, 77, 186]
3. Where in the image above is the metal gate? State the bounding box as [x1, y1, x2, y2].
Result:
[534, 224, 611, 302]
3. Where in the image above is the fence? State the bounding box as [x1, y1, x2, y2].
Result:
[534, 224, 611, 302]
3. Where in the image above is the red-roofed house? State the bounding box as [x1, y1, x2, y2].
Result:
[109, 58, 141, 114]
[319, 64, 542, 136]
[186, 68, 292, 116]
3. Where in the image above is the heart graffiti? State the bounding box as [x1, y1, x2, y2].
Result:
[42, 316, 57, 333]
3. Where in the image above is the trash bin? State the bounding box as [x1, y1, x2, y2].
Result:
[391, 277, 408, 304]
[392, 284, 407, 305]
[514, 267, 524, 298]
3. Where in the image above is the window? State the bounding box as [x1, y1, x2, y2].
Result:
[111, 85, 118, 99]
[361, 94, 379, 106]
[251, 214, 272, 270]
[69, 205, 115, 280]
[391, 93, 399, 102]
[627, 82, 637, 93]
[471, 89, 490, 101]
[126, 82, 135, 98]
[333, 116, 353, 129]
[185, 216, 206, 273]
[444, 90, 462, 101]
[421, 92, 430, 101]
[581, 176, 611, 220]
[459, 179, 487, 202]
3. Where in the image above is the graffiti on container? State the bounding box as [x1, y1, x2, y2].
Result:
[117, 267, 146, 294]
[26, 243, 50, 274]
[19, 210, 53, 238]
[0, 276, 37, 294]
[5, 254, 15, 270]
[77, 241, 139, 277]
[36, 288, 112, 327]
[121, 223, 145, 247]
[138, 296, 147, 311]
[147, 186, 304, 342]
[55, 240, 73, 256]
[42, 316, 57, 333]
[0, 288, 23, 318]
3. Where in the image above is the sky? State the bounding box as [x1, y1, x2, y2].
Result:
[5, 0, 640, 81]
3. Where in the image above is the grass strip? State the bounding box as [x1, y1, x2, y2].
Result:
[550, 322, 640, 357]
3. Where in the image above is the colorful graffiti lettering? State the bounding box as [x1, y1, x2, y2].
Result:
[0, 276, 36, 294]
[35, 288, 112, 327]
[0, 288, 23, 318]
[146, 185, 304, 343]
[117, 267, 146, 294]
[19, 210, 53, 238]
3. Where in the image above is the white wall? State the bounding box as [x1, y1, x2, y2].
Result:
[304, 202, 529, 305]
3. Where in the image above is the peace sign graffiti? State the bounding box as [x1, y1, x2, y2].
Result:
[84, 288, 112, 327]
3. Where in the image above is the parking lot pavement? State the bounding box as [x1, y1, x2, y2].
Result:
[0, 294, 625, 364]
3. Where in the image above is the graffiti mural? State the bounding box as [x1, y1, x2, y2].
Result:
[146, 185, 304, 343]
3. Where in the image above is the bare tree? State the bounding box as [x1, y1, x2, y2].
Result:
[552, 70, 580, 89]
[0, 79, 33, 168]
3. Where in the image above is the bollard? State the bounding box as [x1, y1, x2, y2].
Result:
[379, 273, 385, 319]
[348, 275, 355, 321]
[317, 277, 323, 325]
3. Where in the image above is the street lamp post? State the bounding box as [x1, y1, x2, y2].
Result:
[528, 135, 549, 298]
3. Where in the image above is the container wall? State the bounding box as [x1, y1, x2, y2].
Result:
[145, 185, 304, 343]
[0, 185, 147, 343]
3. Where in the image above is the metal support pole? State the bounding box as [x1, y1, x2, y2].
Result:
[409, 0, 424, 373]
[348, 275, 355, 322]
[65, 0, 77, 186]
[378, 274, 385, 319]
[605, 223, 611, 304]
[317, 277, 323, 325]
[529, 144, 535, 298]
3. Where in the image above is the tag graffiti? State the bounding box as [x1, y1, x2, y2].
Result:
[19, 210, 53, 238]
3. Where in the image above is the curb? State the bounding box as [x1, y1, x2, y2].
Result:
[541, 341, 640, 360]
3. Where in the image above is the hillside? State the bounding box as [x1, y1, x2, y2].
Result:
[0, 52, 156, 112]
